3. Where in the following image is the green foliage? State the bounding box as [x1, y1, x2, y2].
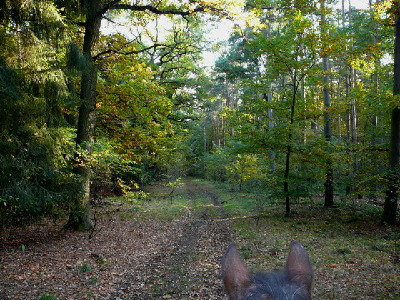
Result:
[89, 138, 142, 196]
[38, 295, 57, 300]
[336, 247, 353, 255]
[95, 53, 177, 187]
[166, 177, 184, 190]
[78, 264, 92, 273]
[66, 43, 90, 74]
[0, 1, 84, 227]
[88, 277, 99, 285]
[166, 177, 184, 203]
[0, 0, 397, 227]
[227, 154, 263, 191]
[202, 149, 232, 182]
[184, 0, 396, 218]
[123, 190, 150, 203]
[0, 58, 77, 227]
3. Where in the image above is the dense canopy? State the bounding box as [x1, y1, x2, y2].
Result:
[0, 0, 398, 227]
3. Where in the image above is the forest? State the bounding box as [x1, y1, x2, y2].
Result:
[0, 0, 399, 299]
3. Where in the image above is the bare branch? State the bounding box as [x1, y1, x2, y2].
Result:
[93, 43, 169, 60]
[109, 3, 205, 16]
[98, 0, 123, 17]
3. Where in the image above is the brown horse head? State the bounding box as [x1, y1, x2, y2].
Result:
[222, 241, 313, 300]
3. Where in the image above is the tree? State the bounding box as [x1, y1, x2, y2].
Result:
[261, 9, 318, 216]
[0, 1, 78, 226]
[64, 0, 243, 230]
[320, 0, 334, 206]
[227, 154, 262, 191]
[383, 4, 400, 225]
[96, 50, 175, 184]
[65, 0, 99, 230]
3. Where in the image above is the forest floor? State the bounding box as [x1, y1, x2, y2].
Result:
[0, 178, 399, 299]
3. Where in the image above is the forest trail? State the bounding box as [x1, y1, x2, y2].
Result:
[0, 178, 232, 299]
[2, 179, 400, 299]
[111, 179, 232, 299]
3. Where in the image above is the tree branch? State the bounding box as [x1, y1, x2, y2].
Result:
[98, 0, 123, 17]
[93, 43, 168, 60]
[109, 3, 205, 16]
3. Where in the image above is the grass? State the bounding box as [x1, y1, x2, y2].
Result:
[106, 178, 399, 299]
[88, 276, 99, 285]
[38, 295, 57, 300]
[118, 178, 225, 222]
[106, 191, 188, 222]
[209, 181, 400, 299]
[78, 264, 92, 273]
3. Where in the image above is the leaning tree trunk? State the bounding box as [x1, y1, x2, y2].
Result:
[382, 13, 400, 225]
[66, 0, 102, 231]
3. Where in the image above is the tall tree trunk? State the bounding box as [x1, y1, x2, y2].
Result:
[301, 77, 307, 143]
[322, 55, 334, 206]
[371, 1, 379, 145]
[258, 34, 275, 171]
[284, 145, 292, 217]
[321, 0, 334, 207]
[349, 67, 358, 143]
[284, 74, 300, 217]
[66, 0, 102, 230]
[263, 92, 276, 172]
[382, 13, 400, 225]
[204, 125, 208, 153]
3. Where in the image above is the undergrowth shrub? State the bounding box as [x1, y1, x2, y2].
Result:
[0, 128, 78, 227]
[0, 59, 77, 227]
[202, 149, 231, 182]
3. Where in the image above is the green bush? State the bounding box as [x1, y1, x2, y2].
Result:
[202, 149, 231, 182]
[0, 59, 77, 227]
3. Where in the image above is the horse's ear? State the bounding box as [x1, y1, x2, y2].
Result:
[285, 241, 313, 295]
[222, 243, 251, 300]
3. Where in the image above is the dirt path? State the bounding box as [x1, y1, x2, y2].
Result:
[0, 178, 232, 299]
[110, 179, 232, 299]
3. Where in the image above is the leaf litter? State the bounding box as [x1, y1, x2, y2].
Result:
[0, 180, 231, 299]
[1, 179, 399, 299]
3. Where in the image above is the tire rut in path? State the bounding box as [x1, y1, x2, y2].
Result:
[110, 180, 231, 299]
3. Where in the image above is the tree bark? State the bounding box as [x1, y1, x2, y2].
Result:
[382, 12, 400, 224]
[284, 144, 292, 217]
[263, 92, 276, 172]
[321, 0, 334, 207]
[323, 69, 334, 206]
[66, 0, 102, 231]
[284, 75, 299, 217]
[64, 0, 211, 230]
